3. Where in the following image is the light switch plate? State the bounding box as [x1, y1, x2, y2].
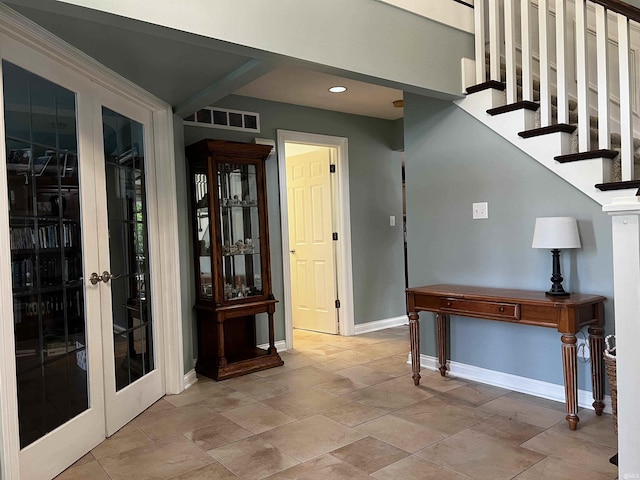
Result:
[473, 202, 488, 219]
[390, 215, 396, 227]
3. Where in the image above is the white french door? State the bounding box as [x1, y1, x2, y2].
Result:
[92, 89, 164, 436]
[0, 34, 165, 479]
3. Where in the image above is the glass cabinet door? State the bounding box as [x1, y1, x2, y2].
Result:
[218, 162, 263, 301]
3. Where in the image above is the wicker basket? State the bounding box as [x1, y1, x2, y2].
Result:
[604, 335, 617, 434]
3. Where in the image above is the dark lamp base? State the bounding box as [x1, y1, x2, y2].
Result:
[546, 290, 570, 297]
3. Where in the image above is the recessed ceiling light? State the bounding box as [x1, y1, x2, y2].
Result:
[328, 86, 347, 93]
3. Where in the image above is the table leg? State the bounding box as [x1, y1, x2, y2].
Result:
[561, 333, 579, 430]
[436, 313, 448, 377]
[409, 312, 421, 385]
[588, 325, 605, 415]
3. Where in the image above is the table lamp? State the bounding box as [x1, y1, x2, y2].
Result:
[532, 217, 581, 297]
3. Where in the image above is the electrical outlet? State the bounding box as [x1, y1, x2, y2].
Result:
[390, 215, 396, 227]
[472, 202, 488, 219]
[578, 341, 590, 360]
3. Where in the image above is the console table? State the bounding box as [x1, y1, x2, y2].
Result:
[406, 284, 606, 430]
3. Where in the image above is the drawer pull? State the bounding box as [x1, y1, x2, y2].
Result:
[499, 306, 505, 312]
[446, 302, 452, 307]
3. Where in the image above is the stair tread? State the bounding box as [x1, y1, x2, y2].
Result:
[555, 150, 619, 163]
[487, 101, 539, 116]
[595, 180, 640, 191]
[519, 124, 576, 138]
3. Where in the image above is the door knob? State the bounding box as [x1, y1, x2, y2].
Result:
[290, 249, 296, 254]
[89, 272, 103, 285]
[102, 271, 123, 283]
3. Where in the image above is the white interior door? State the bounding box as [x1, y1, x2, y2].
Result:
[93, 90, 164, 436]
[286, 147, 338, 334]
[1, 58, 107, 480]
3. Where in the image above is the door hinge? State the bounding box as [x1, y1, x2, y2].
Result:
[329, 164, 336, 173]
[335, 299, 341, 309]
[332, 232, 338, 241]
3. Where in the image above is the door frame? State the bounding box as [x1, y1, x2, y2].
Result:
[277, 130, 354, 348]
[0, 5, 184, 478]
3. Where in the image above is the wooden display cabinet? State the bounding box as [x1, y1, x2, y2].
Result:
[187, 139, 283, 380]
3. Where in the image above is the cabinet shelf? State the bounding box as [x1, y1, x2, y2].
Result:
[187, 139, 283, 380]
[13, 281, 83, 298]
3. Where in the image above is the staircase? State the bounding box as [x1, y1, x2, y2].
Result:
[457, 0, 640, 206]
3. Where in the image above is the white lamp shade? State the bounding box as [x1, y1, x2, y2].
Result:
[532, 217, 581, 249]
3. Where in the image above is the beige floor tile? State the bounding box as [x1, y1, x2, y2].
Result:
[221, 402, 296, 434]
[169, 463, 240, 479]
[201, 390, 257, 412]
[164, 381, 236, 407]
[480, 395, 567, 429]
[226, 377, 294, 401]
[99, 435, 214, 480]
[549, 409, 618, 449]
[259, 415, 366, 462]
[370, 455, 469, 480]
[414, 371, 467, 393]
[356, 414, 445, 453]
[521, 429, 618, 476]
[468, 414, 545, 445]
[55, 461, 110, 480]
[144, 398, 177, 414]
[134, 404, 218, 440]
[440, 382, 510, 406]
[266, 365, 344, 390]
[322, 401, 387, 427]
[335, 365, 396, 386]
[504, 391, 567, 412]
[323, 349, 377, 364]
[330, 436, 408, 473]
[184, 414, 253, 450]
[417, 429, 544, 480]
[315, 377, 368, 395]
[209, 436, 299, 480]
[391, 396, 491, 435]
[91, 423, 153, 460]
[263, 454, 372, 480]
[364, 355, 413, 376]
[262, 387, 351, 418]
[345, 378, 434, 411]
[69, 452, 95, 467]
[514, 456, 615, 480]
[312, 358, 358, 372]
[299, 343, 348, 356]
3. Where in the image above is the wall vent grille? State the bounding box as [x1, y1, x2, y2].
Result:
[184, 107, 260, 133]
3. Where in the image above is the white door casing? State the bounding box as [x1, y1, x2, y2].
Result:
[287, 148, 338, 334]
[277, 130, 354, 350]
[0, 5, 183, 479]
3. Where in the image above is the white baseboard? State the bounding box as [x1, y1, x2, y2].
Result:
[354, 316, 407, 335]
[410, 353, 613, 415]
[183, 368, 198, 390]
[256, 340, 287, 352]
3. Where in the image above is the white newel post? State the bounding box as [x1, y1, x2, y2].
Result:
[604, 197, 640, 478]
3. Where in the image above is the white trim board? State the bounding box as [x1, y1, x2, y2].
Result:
[257, 340, 288, 353]
[183, 369, 198, 390]
[354, 316, 407, 335]
[411, 353, 613, 415]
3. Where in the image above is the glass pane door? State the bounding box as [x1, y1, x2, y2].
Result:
[101, 107, 154, 391]
[3, 61, 88, 448]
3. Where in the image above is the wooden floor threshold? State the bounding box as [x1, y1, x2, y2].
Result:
[595, 180, 640, 191]
[487, 101, 539, 116]
[555, 149, 619, 163]
[466, 80, 505, 94]
[518, 124, 576, 138]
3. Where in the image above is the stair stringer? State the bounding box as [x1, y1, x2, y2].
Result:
[455, 91, 638, 206]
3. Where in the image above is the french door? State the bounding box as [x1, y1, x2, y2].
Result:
[2, 49, 164, 479]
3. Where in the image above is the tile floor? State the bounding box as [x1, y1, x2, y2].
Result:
[56, 326, 618, 480]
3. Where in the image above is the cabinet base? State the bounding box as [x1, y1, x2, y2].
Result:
[196, 350, 284, 381]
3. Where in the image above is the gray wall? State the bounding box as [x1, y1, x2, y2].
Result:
[178, 95, 406, 366]
[404, 92, 614, 391]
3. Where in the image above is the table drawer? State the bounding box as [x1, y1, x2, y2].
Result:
[439, 297, 520, 320]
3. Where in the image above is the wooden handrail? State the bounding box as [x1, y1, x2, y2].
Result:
[591, 0, 640, 22]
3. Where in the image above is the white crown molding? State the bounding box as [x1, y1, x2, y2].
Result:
[0, 4, 169, 112]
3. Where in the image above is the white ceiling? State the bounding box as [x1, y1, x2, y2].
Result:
[236, 67, 404, 120]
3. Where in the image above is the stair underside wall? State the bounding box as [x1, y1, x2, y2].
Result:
[403, 91, 614, 390]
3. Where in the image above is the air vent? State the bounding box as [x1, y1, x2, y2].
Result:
[184, 107, 260, 133]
